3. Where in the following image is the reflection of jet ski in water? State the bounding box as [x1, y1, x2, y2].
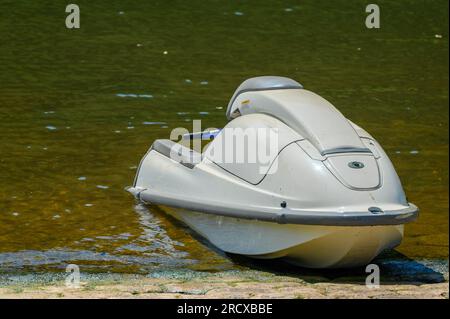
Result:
[128, 76, 418, 268]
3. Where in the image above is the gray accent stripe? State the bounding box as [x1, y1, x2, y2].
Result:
[227, 87, 302, 119]
[321, 147, 372, 156]
[129, 187, 419, 226]
[226, 76, 303, 120]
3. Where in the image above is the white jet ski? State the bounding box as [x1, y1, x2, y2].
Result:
[128, 76, 418, 268]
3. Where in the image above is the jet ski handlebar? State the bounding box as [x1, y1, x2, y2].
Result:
[182, 129, 221, 140]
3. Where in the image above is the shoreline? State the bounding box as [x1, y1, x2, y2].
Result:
[1, 268, 448, 299]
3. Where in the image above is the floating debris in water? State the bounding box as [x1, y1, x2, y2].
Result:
[410, 150, 419, 154]
[177, 112, 190, 115]
[357, 47, 362, 51]
[284, 8, 293, 12]
[26, 145, 31, 149]
[78, 176, 87, 181]
[45, 125, 57, 131]
[395, 151, 401, 154]
[114, 130, 121, 133]
[65, 209, 71, 213]
[185, 79, 192, 84]
[96, 185, 109, 189]
[136, 43, 143, 47]
[118, 11, 125, 15]
[200, 81, 209, 85]
[127, 126, 135, 129]
[52, 215, 61, 219]
[216, 106, 223, 110]
[116, 93, 152, 99]
[85, 203, 94, 207]
[96, 235, 113, 240]
[163, 51, 168, 55]
[199, 112, 209, 115]
[129, 166, 137, 170]
[143, 121, 166, 125]
[434, 34, 443, 39]
[161, 125, 168, 128]
[234, 11, 244, 16]
[43, 111, 55, 114]
[66, 126, 71, 129]
[42, 147, 48, 151]
[12, 212, 19, 217]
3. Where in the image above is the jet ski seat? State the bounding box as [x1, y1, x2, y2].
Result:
[225, 76, 370, 156]
[151, 139, 201, 169]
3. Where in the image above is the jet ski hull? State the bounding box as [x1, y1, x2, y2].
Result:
[164, 207, 403, 268]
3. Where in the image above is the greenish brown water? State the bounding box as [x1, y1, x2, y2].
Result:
[0, 0, 448, 274]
